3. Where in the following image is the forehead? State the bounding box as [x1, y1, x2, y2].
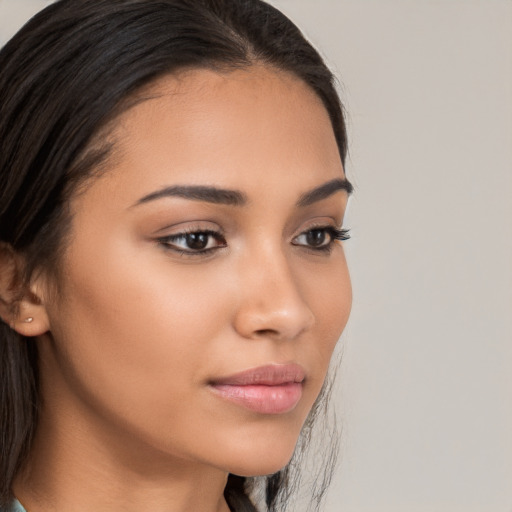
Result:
[79, 65, 344, 208]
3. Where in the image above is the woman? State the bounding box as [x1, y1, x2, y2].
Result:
[0, 1, 352, 511]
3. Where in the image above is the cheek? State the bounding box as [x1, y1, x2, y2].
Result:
[291, 249, 351, 409]
[43, 232, 351, 472]
[300, 249, 352, 351]
[46, 238, 234, 436]
[52, 239, 351, 403]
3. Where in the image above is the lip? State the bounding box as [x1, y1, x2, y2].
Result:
[209, 363, 305, 414]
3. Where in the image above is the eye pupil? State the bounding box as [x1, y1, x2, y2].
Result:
[306, 229, 326, 246]
[186, 232, 209, 250]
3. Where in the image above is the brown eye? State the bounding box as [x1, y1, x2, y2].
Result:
[158, 230, 226, 254]
[185, 232, 210, 250]
[293, 227, 333, 249]
[306, 229, 328, 247]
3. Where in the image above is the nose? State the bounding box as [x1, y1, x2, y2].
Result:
[232, 245, 315, 341]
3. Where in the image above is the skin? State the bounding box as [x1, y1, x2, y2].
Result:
[11, 65, 352, 512]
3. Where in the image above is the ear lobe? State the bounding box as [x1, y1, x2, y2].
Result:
[0, 242, 51, 337]
[10, 291, 51, 337]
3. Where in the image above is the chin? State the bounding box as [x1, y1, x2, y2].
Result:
[216, 429, 300, 477]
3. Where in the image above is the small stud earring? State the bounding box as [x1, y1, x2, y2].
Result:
[23, 317, 34, 323]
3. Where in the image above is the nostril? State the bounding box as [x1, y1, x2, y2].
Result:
[254, 328, 280, 338]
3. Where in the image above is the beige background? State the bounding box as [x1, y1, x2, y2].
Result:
[1, 1, 511, 511]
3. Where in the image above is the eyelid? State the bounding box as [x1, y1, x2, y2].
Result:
[157, 230, 227, 258]
[152, 220, 227, 258]
[291, 224, 351, 253]
[292, 218, 341, 237]
[151, 220, 223, 237]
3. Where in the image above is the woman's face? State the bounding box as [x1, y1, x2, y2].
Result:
[37, 66, 351, 477]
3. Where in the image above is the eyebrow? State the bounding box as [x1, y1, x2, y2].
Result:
[133, 177, 353, 208]
[297, 178, 353, 207]
[134, 185, 247, 207]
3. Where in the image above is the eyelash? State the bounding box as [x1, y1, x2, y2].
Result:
[156, 226, 350, 257]
[294, 226, 351, 254]
[157, 229, 225, 257]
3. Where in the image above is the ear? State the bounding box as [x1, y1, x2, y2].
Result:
[0, 242, 51, 337]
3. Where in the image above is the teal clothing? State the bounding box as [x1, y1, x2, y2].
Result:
[10, 500, 26, 512]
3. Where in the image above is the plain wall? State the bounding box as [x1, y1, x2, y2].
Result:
[1, 1, 511, 511]
[267, 2, 512, 511]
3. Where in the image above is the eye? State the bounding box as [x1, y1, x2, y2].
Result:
[157, 230, 226, 254]
[292, 226, 350, 251]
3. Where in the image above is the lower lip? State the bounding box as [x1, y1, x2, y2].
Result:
[210, 382, 303, 414]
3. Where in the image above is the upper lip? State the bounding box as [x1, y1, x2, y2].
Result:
[210, 363, 306, 386]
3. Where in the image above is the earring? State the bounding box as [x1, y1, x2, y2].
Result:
[23, 317, 34, 323]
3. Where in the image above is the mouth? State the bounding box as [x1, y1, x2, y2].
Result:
[208, 363, 305, 415]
